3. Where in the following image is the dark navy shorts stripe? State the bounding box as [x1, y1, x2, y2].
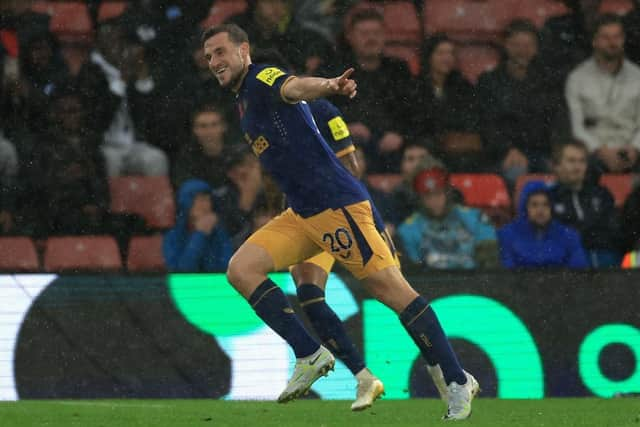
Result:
[340, 207, 373, 266]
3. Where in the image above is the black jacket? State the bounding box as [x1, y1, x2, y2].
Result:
[548, 182, 621, 251]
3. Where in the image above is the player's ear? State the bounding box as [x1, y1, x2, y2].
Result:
[239, 42, 250, 60]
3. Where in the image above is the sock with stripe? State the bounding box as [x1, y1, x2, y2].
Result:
[249, 279, 319, 358]
[399, 296, 466, 385]
[297, 284, 366, 375]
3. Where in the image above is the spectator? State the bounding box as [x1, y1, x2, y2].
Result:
[478, 20, 557, 183]
[549, 142, 621, 267]
[156, 31, 237, 156]
[213, 145, 265, 238]
[171, 104, 231, 189]
[411, 34, 482, 172]
[231, 202, 278, 249]
[163, 179, 232, 271]
[353, 143, 396, 226]
[16, 28, 68, 134]
[21, 85, 111, 237]
[390, 142, 431, 225]
[539, 0, 601, 92]
[498, 181, 589, 269]
[620, 184, 640, 252]
[397, 167, 498, 270]
[0, 131, 18, 234]
[321, 8, 414, 173]
[623, 0, 640, 64]
[227, 0, 332, 74]
[294, 0, 357, 43]
[90, 17, 169, 176]
[566, 14, 640, 173]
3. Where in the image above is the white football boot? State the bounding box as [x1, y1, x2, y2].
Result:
[443, 371, 480, 421]
[350, 369, 385, 411]
[277, 346, 335, 403]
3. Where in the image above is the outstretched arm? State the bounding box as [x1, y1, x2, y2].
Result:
[281, 68, 357, 103]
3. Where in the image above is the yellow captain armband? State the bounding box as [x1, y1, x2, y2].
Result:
[256, 67, 285, 86]
[328, 116, 350, 141]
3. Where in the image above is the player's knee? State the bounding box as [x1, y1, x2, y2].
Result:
[226, 256, 244, 287]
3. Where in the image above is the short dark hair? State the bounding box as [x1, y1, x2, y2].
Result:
[503, 19, 539, 40]
[224, 144, 253, 170]
[592, 13, 625, 39]
[201, 24, 249, 46]
[191, 103, 227, 123]
[349, 8, 384, 29]
[552, 141, 588, 165]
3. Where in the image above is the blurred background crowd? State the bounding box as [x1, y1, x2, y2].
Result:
[2, 0, 640, 272]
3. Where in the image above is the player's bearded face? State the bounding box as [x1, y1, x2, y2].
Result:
[205, 34, 248, 89]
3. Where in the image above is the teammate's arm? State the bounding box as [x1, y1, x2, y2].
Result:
[339, 152, 361, 179]
[280, 68, 357, 103]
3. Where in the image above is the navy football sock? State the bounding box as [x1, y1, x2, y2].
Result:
[297, 284, 366, 375]
[399, 296, 466, 385]
[249, 280, 320, 358]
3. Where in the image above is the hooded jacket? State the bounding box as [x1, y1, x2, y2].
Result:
[163, 179, 232, 271]
[498, 181, 588, 269]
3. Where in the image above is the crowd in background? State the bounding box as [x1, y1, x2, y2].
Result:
[2, 0, 640, 271]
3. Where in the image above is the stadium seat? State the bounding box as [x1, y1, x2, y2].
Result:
[109, 176, 176, 229]
[201, 0, 247, 28]
[38, 2, 93, 42]
[424, 0, 520, 41]
[0, 237, 40, 272]
[456, 43, 500, 83]
[514, 0, 570, 27]
[98, 1, 129, 22]
[44, 236, 122, 272]
[127, 235, 166, 272]
[514, 174, 555, 212]
[367, 174, 404, 193]
[384, 1, 421, 44]
[383, 44, 421, 76]
[599, 0, 634, 15]
[450, 174, 511, 208]
[599, 174, 637, 208]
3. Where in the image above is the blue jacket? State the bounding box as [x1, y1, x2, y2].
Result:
[397, 205, 496, 269]
[498, 181, 588, 269]
[163, 179, 232, 272]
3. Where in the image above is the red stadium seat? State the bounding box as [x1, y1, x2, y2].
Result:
[384, 44, 421, 76]
[0, 237, 40, 271]
[109, 176, 176, 229]
[367, 174, 404, 193]
[384, 1, 421, 43]
[44, 236, 122, 272]
[98, 1, 129, 22]
[456, 43, 499, 83]
[201, 0, 248, 28]
[127, 235, 166, 272]
[514, 174, 555, 212]
[450, 174, 511, 208]
[599, 174, 637, 208]
[514, 0, 570, 27]
[424, 0, 520, 41]
[599, 0, 634, 15]
[43, 2, 93, 42]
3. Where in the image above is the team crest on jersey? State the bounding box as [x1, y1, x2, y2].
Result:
[256, 67, 285, 86]
[252, 135, 270, 155]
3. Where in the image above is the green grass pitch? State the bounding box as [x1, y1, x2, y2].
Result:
[1, 399, 638, 427]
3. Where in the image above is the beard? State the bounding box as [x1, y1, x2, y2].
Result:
[601, 48, 624, 62]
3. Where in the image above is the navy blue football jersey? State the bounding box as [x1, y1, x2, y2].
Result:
[308, 98, 355, 158]
[236, 63, 369, 217]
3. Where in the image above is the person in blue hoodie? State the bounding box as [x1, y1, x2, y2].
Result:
[498, 181, 588, 269]
[163, 179, 232, 271]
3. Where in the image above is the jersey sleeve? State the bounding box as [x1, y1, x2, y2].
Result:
[309, 99, 355, 158]
[251, 65, 296, 104]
